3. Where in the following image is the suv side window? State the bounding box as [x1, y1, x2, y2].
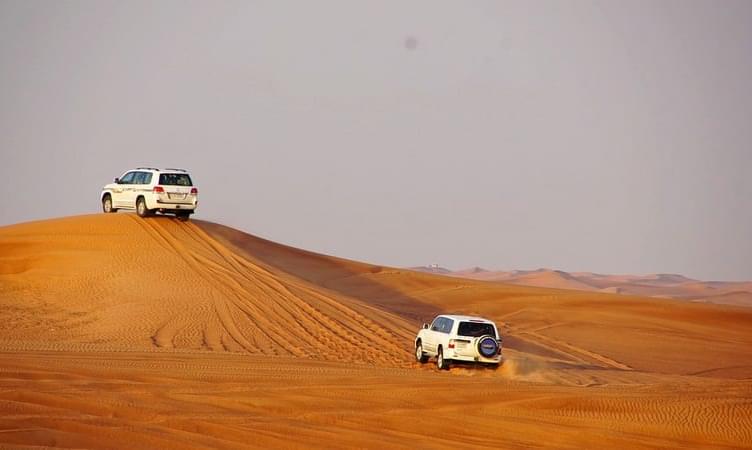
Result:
[142, 172, 153, 184]
[119, 172, 136, 184]
[441, 318, 454, 334]
[431, 317, 453, 334]
[132, 172, 146, 185]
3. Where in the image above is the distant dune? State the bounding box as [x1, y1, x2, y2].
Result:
[422, 267, 752, 307]
[1, 215, 751, 448]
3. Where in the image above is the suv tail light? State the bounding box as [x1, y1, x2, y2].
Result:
[190, 187, 198, 195]
[447, 339, 469, 349]
[153, 186, 164, 193]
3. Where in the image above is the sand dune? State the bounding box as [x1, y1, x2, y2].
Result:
[1, 214, 752, 448]
[440, 267, 752, 307]
[0, 215, 414, 364]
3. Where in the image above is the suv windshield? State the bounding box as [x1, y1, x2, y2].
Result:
[159, 173, 192, 186]
[457, 322, 496, 338]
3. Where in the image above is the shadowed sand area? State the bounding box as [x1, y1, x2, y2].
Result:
[1, 214, 751, 448]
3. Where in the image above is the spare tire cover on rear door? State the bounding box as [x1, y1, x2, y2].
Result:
[478, 336, 498, 357]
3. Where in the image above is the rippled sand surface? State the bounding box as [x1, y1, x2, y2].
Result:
[1, 214, 750, 448]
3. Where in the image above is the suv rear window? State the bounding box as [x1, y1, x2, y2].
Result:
[458, 322, 496, 338]
[159, 173, 192, 186]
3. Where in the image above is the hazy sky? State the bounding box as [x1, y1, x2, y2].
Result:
[1, 1, 751, 280]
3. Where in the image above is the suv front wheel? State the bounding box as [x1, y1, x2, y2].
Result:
[415, 341, 428, 363]
[102, 195, 117, 213]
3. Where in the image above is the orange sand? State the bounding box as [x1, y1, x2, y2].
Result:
[1, 214, 751, 448]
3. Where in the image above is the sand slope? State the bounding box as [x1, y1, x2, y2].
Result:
[1, 214, 751, 449]
[0, 215, 414, 365]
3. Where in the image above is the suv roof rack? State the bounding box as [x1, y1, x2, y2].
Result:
[136, 167, 160, 171]
[163, 168, 188, 172]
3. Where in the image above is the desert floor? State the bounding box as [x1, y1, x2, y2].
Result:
[1, 214, 751, 449]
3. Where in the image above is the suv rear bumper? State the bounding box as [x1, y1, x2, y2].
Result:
[448, 353, 502, 364]
[155, 200, 197, 209]
[146, 196, 197, 211]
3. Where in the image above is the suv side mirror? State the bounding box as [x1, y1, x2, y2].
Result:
[422, 323, 429, 329]
[114, 177, 120, 184]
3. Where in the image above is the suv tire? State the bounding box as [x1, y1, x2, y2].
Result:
[415, 341, 428, 363]
[176, 211, 190, 222]
[437, 346, 450, 370]
[102, 195, 117, 213]
[136, 197, 151, 218]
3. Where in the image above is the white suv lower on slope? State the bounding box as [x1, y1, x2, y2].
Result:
[101, 168, 198, 221]
[415, 315, 502, 370]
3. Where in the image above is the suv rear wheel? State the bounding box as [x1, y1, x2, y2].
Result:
[102, 195, 116, 213]
[437, 347, 450, 370]
[176, 211, 190, 222]
[136, 197, 151, 218]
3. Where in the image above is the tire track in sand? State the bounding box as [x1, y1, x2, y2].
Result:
[131, 216, 411, 366]
[181, 220, 414, 363]
[132, 216, 300, 355]
[507, 325, 633, 371]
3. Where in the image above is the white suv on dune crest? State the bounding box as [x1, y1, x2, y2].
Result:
[415, 315, 502, 370]
[101, 168, 198, 221]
